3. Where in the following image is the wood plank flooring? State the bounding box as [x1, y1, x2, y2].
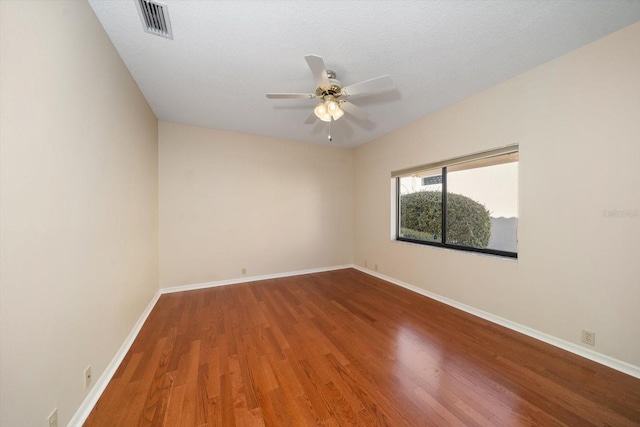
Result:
[85, 268, 640, 426]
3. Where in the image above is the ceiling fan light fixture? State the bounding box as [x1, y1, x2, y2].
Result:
[326, 97, 339, 113]
[331, 106, 344, 120]
[315, 96, 343, 121]
[314, 102, 332, 121]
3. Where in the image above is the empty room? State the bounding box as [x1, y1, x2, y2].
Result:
[2, 1, 640, 426]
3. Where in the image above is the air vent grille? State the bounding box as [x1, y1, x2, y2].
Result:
[136, 0, 173, 39]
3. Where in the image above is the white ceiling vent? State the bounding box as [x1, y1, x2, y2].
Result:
[136, 0, 173, 39]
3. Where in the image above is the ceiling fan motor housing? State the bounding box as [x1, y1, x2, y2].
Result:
[315, 70, 343, 99]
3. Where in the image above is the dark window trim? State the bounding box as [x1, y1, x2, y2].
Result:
[395, 177, 401, 240]
[396, 235, 518, 258]
[442, 167, 448, 246]
[395, 163, 518, 259]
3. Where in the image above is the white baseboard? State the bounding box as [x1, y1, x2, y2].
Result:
[352, 265, 640, 379]
[68, 289, 162, 426]
[69, 263, 639, 425]
[160, 264, 353, 294]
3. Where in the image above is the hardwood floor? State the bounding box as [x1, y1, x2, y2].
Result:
[85, 268, 640, 426]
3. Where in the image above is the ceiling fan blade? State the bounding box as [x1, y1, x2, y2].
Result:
[343, 75, 393, 96]
[266, 93, 316, 99]
[340, 101, 369, 120]
[304, 111, 317, 124]
[304, 55, 330, 88]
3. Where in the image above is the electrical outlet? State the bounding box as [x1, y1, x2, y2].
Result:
[374, 263, 378, 271]
[241, 267, 246, 275]
[84, 365, 92, 389]
[364, 260, 368, 268]
[582, 330, 595, 346]
[48, 408, 58, 427]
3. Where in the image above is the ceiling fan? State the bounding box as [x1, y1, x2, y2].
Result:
[266, 55, 393, 125]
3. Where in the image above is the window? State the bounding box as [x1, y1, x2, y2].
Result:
[394, 145, 518, 258]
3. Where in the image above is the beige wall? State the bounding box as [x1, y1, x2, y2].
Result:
[354, 22, 640, 366]
[1, 2, 638, 424]
[159, 122, 353, 287]
[0, 2, 158, 426]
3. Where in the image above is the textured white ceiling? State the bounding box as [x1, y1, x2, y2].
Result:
[89, 1, 640, 148]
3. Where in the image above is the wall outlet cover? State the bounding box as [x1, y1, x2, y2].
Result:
[582, 330, 595, 346]
[48, 408, 58, 427]
[84, 365, 92, 389]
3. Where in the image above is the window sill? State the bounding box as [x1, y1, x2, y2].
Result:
[393, 238, 518, 261]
